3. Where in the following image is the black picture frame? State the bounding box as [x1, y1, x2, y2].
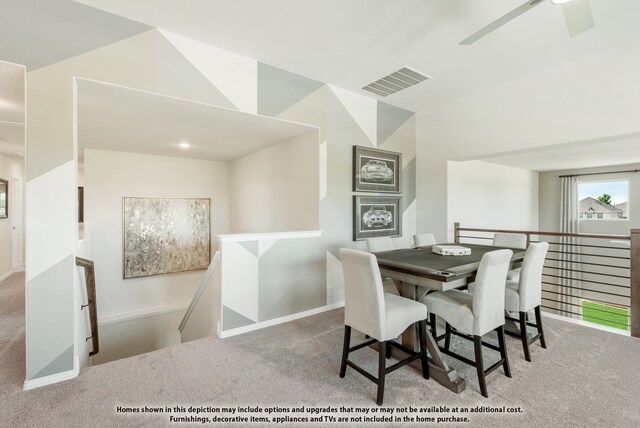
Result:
[0, 178, 7, 219]
[353, 145, 401, 193]
[353, 195, 401, 241]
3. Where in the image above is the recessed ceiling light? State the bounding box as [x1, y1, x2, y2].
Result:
[179, 142, 190, 149]
[551, 0, 572, 4]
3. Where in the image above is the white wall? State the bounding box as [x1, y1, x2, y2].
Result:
[91, 310, 184, 365]
[84, 149, 230, 323]
[448, 160, 538, 235]
[0, 153, 25, 279]
[229, 131, 319, 234]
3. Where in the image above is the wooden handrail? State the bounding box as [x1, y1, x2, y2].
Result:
[631, 229, 640, 337]
[76, 257, 99, 356]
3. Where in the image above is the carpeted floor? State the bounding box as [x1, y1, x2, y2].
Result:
[1, 271, 640, 427]
[0, 272, 26, 403]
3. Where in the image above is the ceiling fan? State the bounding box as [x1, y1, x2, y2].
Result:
[460, 0, 595, 45]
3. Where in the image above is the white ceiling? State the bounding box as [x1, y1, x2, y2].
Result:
[73, 0, 640, 113]
[77, 80, 317, 162]
[2, 0, 639, 172]
[0, 61, 25, 163]
[476, 133, 640, 171]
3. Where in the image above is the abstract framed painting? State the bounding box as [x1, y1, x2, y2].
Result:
[353, 195, 401, 241]
[122, 197, 211, 279]
[353, 145, 401, 193]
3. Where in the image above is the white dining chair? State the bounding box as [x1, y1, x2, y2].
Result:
[366, 236, 399, 295]
[422, 249, 513, 398]
[493, 233, 527, 281]
[492, 233, 527, 249]
[413, 233, 436, 247]
[339, 248, 429, 405]
[502, 242, 549, 361]
[365, 236, 394, 253]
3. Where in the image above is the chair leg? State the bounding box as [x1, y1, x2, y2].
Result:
[376, 340, 386, 406]
[339, 325, 351, 378]
[386, 341, 392, 359]
[474, 335, 488, 398]
[496, 325, 511, 378]
[417, 320, 429, 379]
[535, 306, 547, 349]
[519, 311, 531, 362]
[430, 313, 437, 339]
[444, 323, 452, 351]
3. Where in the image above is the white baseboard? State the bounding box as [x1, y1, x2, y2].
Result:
[0, 271, 12, 282]
[23, 356, 80, 390]
[219, 301, 344, 339]
[542, 311, 630, 337]
[99, 303, 190, 326]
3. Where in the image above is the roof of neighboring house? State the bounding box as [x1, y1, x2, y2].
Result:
[615, 202, 628, 212]
[579, 197, 624, 214]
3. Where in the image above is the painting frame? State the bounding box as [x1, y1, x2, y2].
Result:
[353, 195, 401, 241]
[353, 145, 401, 193]
[122, 197, 211, 279]
[0, 178, 7, 219]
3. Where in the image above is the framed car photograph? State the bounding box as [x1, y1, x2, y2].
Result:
[353, 195, 401, 241]
[353, 145, 401, 193]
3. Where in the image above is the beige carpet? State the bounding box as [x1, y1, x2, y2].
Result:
[1, 271, 640, 427]
[0, 272, 26, 402]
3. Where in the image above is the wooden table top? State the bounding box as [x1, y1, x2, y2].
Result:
[374, 243, 526, 283]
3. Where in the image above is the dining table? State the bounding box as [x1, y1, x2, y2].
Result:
[373, 243, 526, 393]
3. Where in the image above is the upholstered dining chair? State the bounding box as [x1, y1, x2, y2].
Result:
[413, 233, 436, 247]
[492, 242, 549, 362]
[422, 249, 513, 398]
[493, 233, 527, 281]
[366, 236, 394, 253]
[366, 236, 399, 295]
[339, 248, 429, 405]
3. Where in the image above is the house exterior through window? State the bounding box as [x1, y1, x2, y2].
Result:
[578, 180, 629, 220]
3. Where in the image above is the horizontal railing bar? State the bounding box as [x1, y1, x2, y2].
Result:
[540, 305, 630, 328]
[544, 258, 630, 270]
[458, 235, 492, 240]
[542, 266, 630, 280]
[545, 249, 630, 260]
[540, 297, 630, 317]
[542, 243, 630, 251]
[458, 227, 630, 241]
[541, 289, 630, 308]
[541, 281, 630, 298]
[541, 274, 629, 289]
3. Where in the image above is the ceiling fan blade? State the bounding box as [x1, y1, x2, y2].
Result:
[460, 0, 545, 45]
[561, 0, 595, 37]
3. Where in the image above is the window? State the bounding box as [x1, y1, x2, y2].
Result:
[582, 300, 629, 331]
[578, 180, 629, 220]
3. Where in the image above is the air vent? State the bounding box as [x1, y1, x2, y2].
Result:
[362, 67, 430, 97]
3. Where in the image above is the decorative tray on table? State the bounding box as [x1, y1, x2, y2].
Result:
[431, 245, 471, 256]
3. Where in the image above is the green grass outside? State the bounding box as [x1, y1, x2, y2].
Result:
[581, 300, 629, 331]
